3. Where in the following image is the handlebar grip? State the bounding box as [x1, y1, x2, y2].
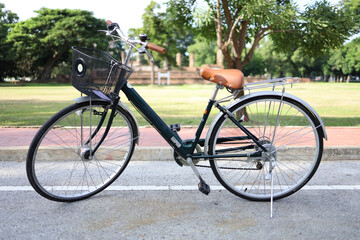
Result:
[106, 20, 120, 32]
[147, 43, 166, 54]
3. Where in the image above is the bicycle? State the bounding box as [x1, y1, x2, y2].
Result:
[26, 21, 327, 206]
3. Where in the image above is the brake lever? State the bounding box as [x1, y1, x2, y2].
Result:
[98, 30, 117, 38]
[138, 44, 154, 63]
[145, 49, 154, 63]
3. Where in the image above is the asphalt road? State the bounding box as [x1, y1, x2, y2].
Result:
[1, 160, 359, 239]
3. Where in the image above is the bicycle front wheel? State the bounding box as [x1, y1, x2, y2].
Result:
[27, 100, 138, 202]
[208, 95, 323, 201]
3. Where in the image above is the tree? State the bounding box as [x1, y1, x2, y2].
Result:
[258, 39, 295, 78]
[342, 0, 360, 32]
[241, 51, 266, 76]
[129, 1, 195, 68]
[6, 8, 107, 82]
[343, 38, 360, 76]
[0, 3, 18, 81]
[326, 38, 360, 82]
[167, 0, 355, 71]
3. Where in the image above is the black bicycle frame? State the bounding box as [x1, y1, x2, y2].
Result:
[121, 82, 263, 160]
[121, 82, 207, 158]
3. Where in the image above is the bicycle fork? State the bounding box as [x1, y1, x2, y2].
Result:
[79, 97, 120, 160]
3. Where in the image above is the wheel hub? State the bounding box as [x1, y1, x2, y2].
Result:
[79, 146, 92, 161]
[262, 143, 277, 162]
[255, 139, 277, 162]
[253, 140, 277, 169]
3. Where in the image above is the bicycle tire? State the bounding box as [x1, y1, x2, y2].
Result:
[208, 95, 323, 201]
[26, 100, 137, 202]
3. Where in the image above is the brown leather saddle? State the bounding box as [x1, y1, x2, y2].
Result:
[200, 68, 244, 89]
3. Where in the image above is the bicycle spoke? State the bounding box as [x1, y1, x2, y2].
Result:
[28, 101, 135, 201]
[209, 96, 322, 201]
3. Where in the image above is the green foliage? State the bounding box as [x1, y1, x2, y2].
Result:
[187, 38, 217, 67]
[167, 0, 355, 70]
[302, 1, 354, 56]
[342, 0, 360, 32]
[326, 37, 360, 79]
[242, 52, 266, 76]
[6, 8, 107, 81]
[258, 39, 294, 78]
[1, 1, 358, 82]
[271, 1, 354, 57]
[249, 38, 330, 78]
[0, 3, 18, 81]
[129, 1, 194, 67]
[343, 38, 360, 74]
[243, 35, 359, 80]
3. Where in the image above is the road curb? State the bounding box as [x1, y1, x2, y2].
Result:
[322, 146, 360, 161]
[0, 146, 359, 161]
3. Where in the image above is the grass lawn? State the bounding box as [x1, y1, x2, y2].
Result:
[0, 82, 359, 127]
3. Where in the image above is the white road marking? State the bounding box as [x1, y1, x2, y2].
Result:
[0, 185, 359, 191]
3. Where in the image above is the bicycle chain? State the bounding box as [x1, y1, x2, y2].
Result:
[196, 141, 258, 170]
[218, 141, 253, 145]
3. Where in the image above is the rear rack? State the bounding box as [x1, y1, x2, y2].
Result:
[242, 77, 299, 91]
[216, 77, 299, 104]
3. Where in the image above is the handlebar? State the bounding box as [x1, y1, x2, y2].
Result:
[106, 20, 166, 54]
[147, 43, 166, 54]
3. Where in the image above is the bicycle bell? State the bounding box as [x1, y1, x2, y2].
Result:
[139, 33, 150, 42]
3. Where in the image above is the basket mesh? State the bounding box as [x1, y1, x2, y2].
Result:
[72, 47, 133, 100]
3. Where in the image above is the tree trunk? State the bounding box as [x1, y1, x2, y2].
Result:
[151, 61, 155, 85]
[38, 65, 53, 82]
[234, 58, 243, 70]
[37, 52, 64, 82]
[216, 48, 224, 68]
[223, 48, 233, 69]
[216, 0, 228, 69]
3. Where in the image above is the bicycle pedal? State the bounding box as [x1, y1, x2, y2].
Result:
[198, 180, 210, 195]
[169, 123, 181, 132]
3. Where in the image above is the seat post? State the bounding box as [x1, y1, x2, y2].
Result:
[210, 84, 221, 101]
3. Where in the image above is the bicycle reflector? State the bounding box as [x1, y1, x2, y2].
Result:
[75, 58, 86, 77]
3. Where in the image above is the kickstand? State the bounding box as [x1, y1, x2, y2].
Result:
[266, 159, 275, 219]
[270, 172, 274, 219]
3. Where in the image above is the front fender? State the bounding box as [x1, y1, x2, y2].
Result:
[204, 91, 327, 154]
[73, 96, 139, 144]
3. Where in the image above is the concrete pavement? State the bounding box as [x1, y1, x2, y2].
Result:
[0, 160, 359, 239]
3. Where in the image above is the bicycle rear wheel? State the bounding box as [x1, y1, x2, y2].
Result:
[27, 100, 137, 202]
[208, 95, 323, 201]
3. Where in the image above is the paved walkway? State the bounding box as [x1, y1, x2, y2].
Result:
[0, 126, 359, 147]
